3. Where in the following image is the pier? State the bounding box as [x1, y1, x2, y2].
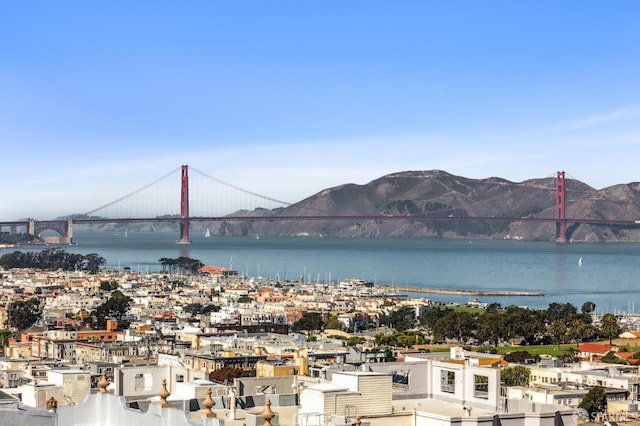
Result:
[379, 285, 543, 297]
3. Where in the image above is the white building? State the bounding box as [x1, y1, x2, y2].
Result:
[19, 369, 91, 408]
[298, 353, 576, 426]
[298, 371, 392, 425]
[114, 364, 207, 401]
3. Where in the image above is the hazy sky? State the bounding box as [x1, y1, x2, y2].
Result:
[2, 1, 640, 219]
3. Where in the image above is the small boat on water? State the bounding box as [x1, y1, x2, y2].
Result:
[256, 234, 260, 240]
[578, 257, 583, 266]
[123, 230, 128, 238]
[205, 228, 211, 238]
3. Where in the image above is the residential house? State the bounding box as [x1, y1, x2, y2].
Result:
[576, 343, 616, 361]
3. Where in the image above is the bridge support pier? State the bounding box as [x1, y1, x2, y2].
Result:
[555, 171, 567, 244]
[66, 217, 73, 244]
[177, 165, 191, 244]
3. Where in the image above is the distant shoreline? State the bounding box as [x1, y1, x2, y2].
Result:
[378, 285, 543, 297]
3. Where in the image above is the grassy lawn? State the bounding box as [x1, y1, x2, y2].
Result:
[494, 344, 575, 356]
[415, 344, 575, 356]
[446, 305, 486, 315]
[469, 344, 575, 357]
[424, 341, 640, 358]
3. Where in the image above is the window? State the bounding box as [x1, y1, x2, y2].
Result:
[473, 375, 489, 399]
[176, 374, 184, 383]
[392, 370, 410, 390]
[134, 374, 144, 391]
[440, 370, 455, 393]
[133, 373, 153, 391]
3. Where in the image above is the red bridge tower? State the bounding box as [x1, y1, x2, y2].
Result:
[177, 165, 191, 244]
[555, 171, 566, 243]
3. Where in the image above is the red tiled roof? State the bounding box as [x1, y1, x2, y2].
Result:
[614, 352, 640, 365]
[577, 343, 615, 354]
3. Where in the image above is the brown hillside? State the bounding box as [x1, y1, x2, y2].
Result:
[194, 171, 640, 242]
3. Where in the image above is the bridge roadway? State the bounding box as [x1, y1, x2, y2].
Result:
[2, 215, 639, 245]
[69, 214, 640, 227]
[2, 215, 640, 228]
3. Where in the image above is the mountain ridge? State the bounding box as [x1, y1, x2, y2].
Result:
[246, 170, 639, 242]
[79, 170, 640, 242]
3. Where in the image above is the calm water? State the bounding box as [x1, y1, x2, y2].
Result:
[3, 231, 640, 313]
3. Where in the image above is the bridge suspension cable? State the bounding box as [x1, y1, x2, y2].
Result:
[83, 167, 182, 216]
[189, 166, 291, 207]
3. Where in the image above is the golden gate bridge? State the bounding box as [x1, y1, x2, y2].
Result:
[1, 167, 638, 244]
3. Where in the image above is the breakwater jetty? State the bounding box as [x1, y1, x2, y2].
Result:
[379, 285, 543, 297]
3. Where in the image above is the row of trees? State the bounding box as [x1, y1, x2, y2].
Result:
[159, 257, 204, 274]
[0, 232, 36, 245]
[182, 302, 220, 317]
[0, 249, 105, 273]
[289, 301, 618, 349]
[419, 302, 618, 347]
[0, 250, 211, 276]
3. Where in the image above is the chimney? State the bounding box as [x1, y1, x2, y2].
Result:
[106, 320, 118, 332]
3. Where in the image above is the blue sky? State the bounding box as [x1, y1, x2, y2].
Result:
[2, 1, 640, 219]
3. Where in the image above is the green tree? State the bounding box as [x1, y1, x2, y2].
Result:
[183, 303, 204, 317]
[346, 336, 365, 346]
[548, 320, 568, 349]
[292, 312, 323, 334]
[82, 253, 106, 274]
[384, 348, 395, 362]
[559, 347, 579, 364]
[325, 317, 345, 331]
[7, 298, 43, 331]
[581, 301, 596, 314]
[503, 351, 540, 364]
[578, 385, 607, 418]
[503, 306, 546, 344]
[159, 256, 204, 274]
[0, 330, 14, 349]
[500, 365, 530, 387]
[476, 312, 501, 346]
[600, 313, 619, 345]
[92, 290, 133, 330]
[183, 303, 220, 317]
[569, 318, 586, 343]
[546, 302, 577, 323]
[374, 330, 426, 348]
[99, 281, 118, 291]
[485, 302, 502, 313]
[0, 248, 105, 272]
[419, 306, 450, 336]
[601, 351, 626, 365]
[385, 306, 417, 332]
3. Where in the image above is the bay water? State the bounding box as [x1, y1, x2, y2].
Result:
[3, 230, 640, 314]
